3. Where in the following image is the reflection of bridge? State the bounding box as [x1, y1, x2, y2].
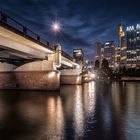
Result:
[0, 11, 81, 90]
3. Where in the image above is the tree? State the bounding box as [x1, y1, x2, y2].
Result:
[94, 59, 100, 70]
[101, 58, 109, 70]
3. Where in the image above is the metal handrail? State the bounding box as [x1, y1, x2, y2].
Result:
[61, 50, 73, 61]
[0, 11, 73, 61]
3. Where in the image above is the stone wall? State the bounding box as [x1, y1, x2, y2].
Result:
[15, 60, 56, 71]
[0, 72, 16, 89]
[0, 63, 17, 71]
[60, 75, 82, 85]
[0, 71, 60, 90]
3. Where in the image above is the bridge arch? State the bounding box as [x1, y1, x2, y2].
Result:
[0, 63, 17, 71]
[14, 60, 56, 71]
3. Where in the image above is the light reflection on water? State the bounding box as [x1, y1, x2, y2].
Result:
[0, 82, 140, 140]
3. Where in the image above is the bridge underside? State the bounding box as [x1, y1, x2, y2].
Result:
[0, 12, 81, 90]
[0, 46, 42, 66]
[0, 26, 76, 68]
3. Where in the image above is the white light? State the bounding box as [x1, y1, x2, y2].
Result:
[136, 24, 140, 30]
[105, 42, 110, 45]
[51, 22, 61, 32]
[127, 26, 134, 31]
[91, 73, 95, 78]
[48, 72, 56, 78]
[76, 65, 80, 69]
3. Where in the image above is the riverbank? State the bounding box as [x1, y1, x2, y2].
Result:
[121, 76, 140, 81]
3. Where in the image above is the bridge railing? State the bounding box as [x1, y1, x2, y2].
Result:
[0, 11, 73, 61]
[61, 50, 73, 61]
[0, 11, 53, 51]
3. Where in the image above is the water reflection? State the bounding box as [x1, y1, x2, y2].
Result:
[45, 96, 64, 140]
[73, 85, 84, 139]
[83, 82, 96, 116]
[0, 82, 140, 140]
[60, 82, 96, 139]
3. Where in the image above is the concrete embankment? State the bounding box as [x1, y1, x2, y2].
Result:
[60, 69, 82, 85]
[0, 61, 60, 90]
[0, 71, 60, 90]
[121, 77, 140, 81]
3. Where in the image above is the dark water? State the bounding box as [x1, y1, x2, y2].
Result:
[0, 82, 140, 140]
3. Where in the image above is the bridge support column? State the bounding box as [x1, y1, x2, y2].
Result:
[14, 71, 60, 90]
[60, 69, 82, 85]
[0, 61, 60, 90]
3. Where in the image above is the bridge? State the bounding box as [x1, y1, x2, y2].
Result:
[0, 11, 82, 90]
[0, 11, 77, 67]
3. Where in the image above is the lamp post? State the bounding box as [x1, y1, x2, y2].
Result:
[51, 21, 62, 68]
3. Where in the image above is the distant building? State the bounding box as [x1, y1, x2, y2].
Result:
[119, 23, 127, 66]
[115, 46, 121, 68]
[73, 49, 84, 64]
[118, 23, 140, 68]
[126, 24, 140, 68]
[94, 41, 116, 68]
[94, 42, 104, 62]
[103, 41, 115, 68]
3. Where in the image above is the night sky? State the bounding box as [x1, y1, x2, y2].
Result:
[0, 0, 140, 59]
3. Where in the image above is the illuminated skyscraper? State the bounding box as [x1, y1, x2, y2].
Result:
[104, 41, 115, 68]
[119, 23, 127, 66]
[115, 46, 121, 68]
[126, 24, 140, 68]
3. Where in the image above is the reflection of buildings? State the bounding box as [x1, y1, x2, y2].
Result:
[60, 83, 96, 139]
[73, 85, 84, 138]
[83, 82, 96, 116]
[73, 49, 84, 64]
[60, 85, 84, 139]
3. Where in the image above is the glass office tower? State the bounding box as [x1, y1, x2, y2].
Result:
[126, 24, 140, 68]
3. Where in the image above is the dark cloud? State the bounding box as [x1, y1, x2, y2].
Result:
[0, 0, 140, 59]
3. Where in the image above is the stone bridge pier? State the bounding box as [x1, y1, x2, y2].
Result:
[0, 61, 60, 90]
[0, 44, 62, 90]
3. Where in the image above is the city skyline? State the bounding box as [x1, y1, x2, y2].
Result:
[0, 0, 140, 59]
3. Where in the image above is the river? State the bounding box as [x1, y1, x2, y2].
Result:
[0, 82, 140, 140]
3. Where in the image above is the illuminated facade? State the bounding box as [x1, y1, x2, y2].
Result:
[115, 46, 121, 68]
[73, 49, 84, 64]
[94, 41, 115, 68]
[94, 42, 104, 62]
[103, 41, 115, 68]
[119, 23, 127, 66]
[126, 24, 140, 68]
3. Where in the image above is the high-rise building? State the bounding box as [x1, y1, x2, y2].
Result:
[73, 49, 84, 64]
[103, 41, 115, 68]
[94, 42, 104, 62]
[118, 23, 140, 68]
[119, 23, 127, 66]
[126, 24, 140, 68]
[115, 46, 121, 68]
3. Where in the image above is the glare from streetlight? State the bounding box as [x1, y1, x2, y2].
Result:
[51, 22, 61, 32]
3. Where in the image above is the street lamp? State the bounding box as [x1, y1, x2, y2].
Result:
[51, 21, 61, 33]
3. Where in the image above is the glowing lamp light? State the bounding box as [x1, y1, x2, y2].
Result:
[91, 73, 96, 78]
[51, 22, 61, 32]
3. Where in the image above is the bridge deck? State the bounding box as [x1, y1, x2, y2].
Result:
[0, 11, 73, 61]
